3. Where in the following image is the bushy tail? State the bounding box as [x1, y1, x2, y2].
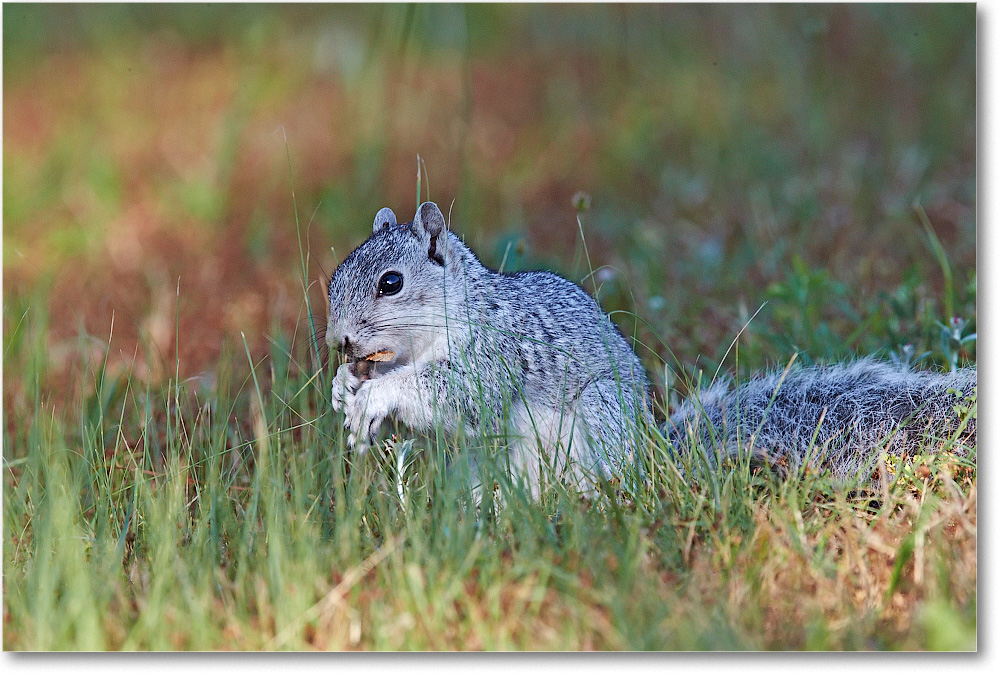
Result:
[665, 359, 977, 481]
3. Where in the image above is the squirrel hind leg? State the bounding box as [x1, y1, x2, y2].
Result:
[574, 379, 653, 478]
[505, 402, 589, 497]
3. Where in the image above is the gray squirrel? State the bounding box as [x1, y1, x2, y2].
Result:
[327, 201, 976, 493]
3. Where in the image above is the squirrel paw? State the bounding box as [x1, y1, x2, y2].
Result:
[344, 381, 390, 452]
[331, 362, 361, 413]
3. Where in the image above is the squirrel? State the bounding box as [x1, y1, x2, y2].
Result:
[327, 201, 977, 493]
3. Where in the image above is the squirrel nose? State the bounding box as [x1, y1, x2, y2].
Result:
[336, 335, 357, 359]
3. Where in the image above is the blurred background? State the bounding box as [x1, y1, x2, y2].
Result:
[3, 3, 976, 405]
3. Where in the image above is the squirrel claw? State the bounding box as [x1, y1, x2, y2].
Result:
[331, 363, 361, 413]
[346, 421, 378, 454]
[347, 431, 369, 453]
[343, 381, 388, 451]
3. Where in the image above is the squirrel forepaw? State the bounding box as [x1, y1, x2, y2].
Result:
[344, 382, 389, 451]
[331, 363, 361, 413]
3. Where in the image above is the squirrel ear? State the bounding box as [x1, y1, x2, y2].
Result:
[373, 207, 397, 232]
[412, 201, 447, 265]
[412, 202, 445, 238]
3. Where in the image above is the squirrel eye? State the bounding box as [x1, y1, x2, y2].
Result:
[377, 271, 403, 296]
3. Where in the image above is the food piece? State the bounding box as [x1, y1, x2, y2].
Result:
[352, 360, 373, 380]
[350, 350, 396, 381]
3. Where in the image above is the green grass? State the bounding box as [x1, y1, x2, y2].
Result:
[2, 254, 977, 650]
[2, 3, 975, 651]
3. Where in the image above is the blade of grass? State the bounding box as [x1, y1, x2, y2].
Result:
[915, 203, 954, 322]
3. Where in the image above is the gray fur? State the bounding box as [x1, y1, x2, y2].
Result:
[328, 202, 650, 493]
[329, 201, 977, 493]
[667, 359, 977, 482]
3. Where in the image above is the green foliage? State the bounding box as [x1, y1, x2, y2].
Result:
[3, 294, 978, 650]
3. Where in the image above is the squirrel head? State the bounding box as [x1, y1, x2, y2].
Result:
[327, 201, 469, 367]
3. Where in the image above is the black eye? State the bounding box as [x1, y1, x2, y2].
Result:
[377, 271, 403, 296]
